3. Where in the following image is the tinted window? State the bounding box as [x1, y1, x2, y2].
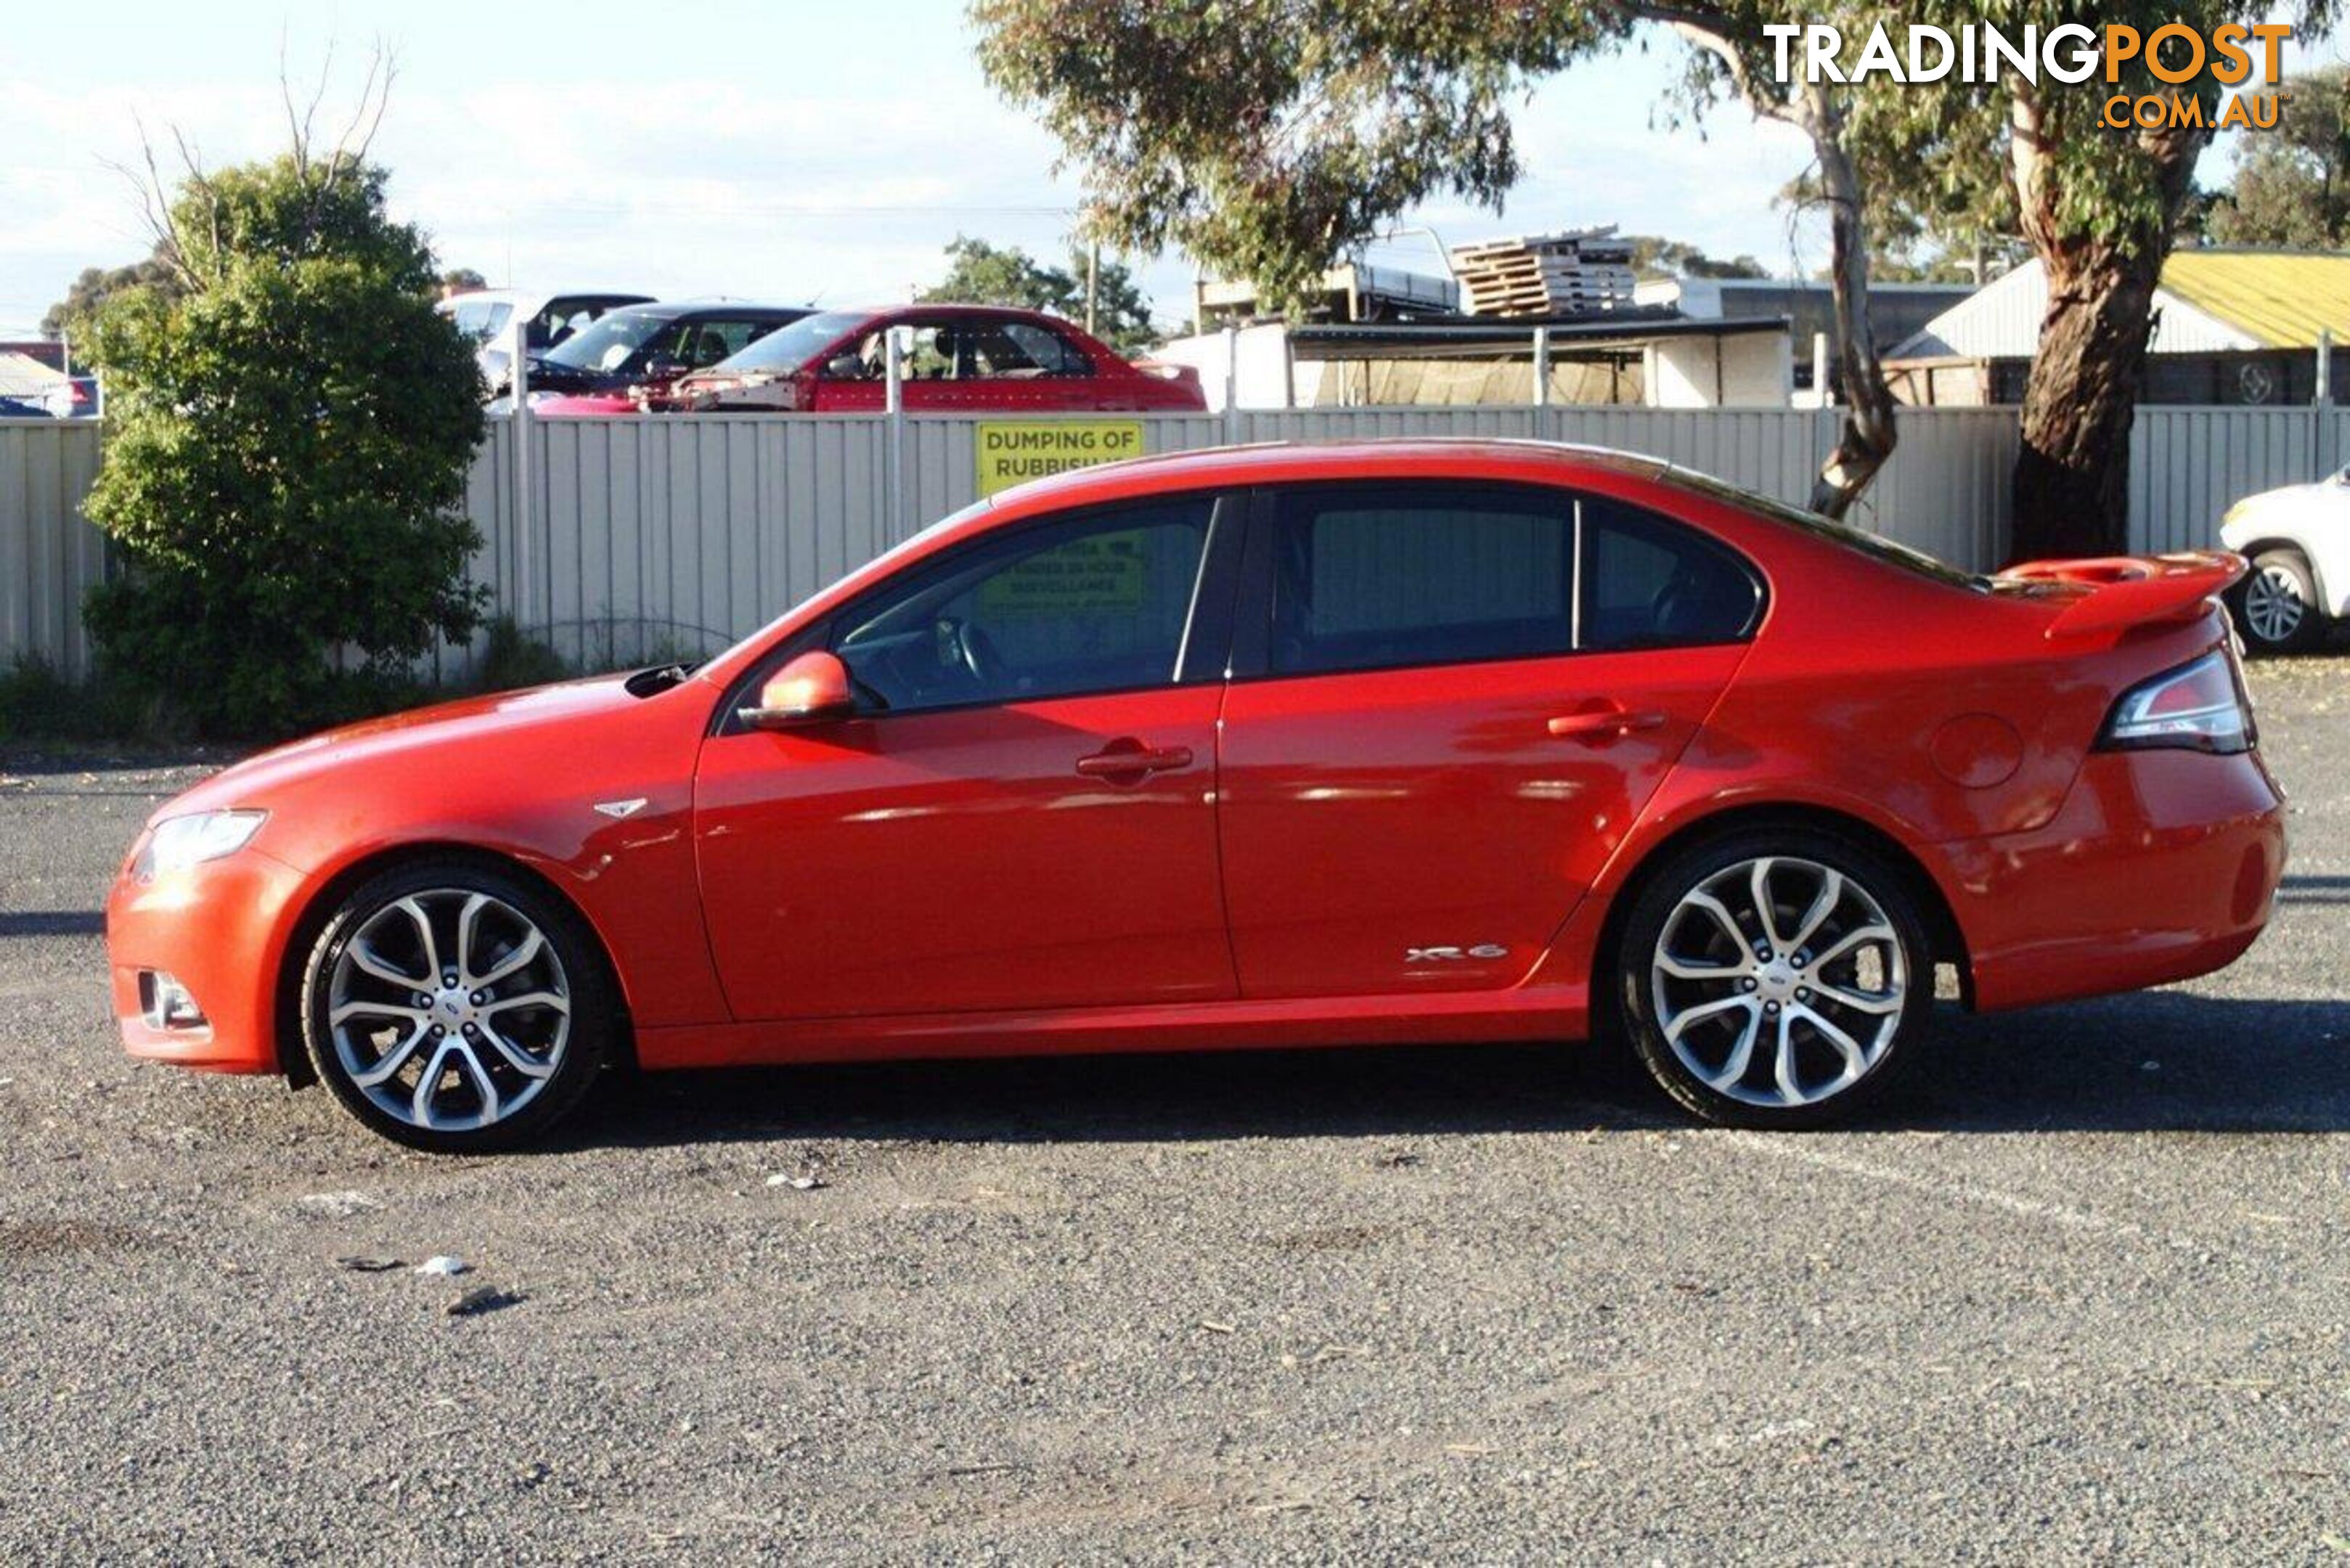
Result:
[833, 498, 1214, 713]
[679, 317, 773, 368]
[543, 309, 675, 372]
[1657, 467, 1987, 591]
[1578, 497, 1762, 650]
[968, 320, 1092, 377]
[1268, 486, 1574, 676]
[720, 310, 871, 375]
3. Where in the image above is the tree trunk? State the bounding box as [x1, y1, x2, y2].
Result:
[1806, 97, 1896, 520]
[2006, 86, 2202, 562]
[2011, 245, 2165, 560]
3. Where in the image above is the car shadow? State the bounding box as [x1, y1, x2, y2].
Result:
[553, 989, 2350, 1151]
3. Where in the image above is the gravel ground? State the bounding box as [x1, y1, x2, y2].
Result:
[1, 660, 2346, 1564]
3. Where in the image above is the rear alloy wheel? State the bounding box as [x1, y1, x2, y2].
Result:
[2232, 548, 2324, 655]
[302, 860, 613, 1151]
[1618, 831, 1933, 1127]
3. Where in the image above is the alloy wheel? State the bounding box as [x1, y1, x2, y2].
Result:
[1648, 855, 1907, 1108]
[2242, 563, 2307, 645]
[327, 889, 572, 1132]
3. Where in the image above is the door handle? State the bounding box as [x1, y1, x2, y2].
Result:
[1547, 708, 1667, 740]
[1075, 742, 1194, 780]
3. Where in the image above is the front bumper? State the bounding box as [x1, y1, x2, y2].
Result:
[1927, 746, 2286, 1012]
[106, 848, 310, 1074]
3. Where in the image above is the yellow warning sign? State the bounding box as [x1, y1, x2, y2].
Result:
[974, 420, 1145, 497]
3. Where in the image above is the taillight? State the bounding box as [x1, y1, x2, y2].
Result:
[2098, 650, 2253, 754]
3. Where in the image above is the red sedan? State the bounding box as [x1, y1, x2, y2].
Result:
[107, 441, 2285, 1149]
[534, 303, 1205, 417]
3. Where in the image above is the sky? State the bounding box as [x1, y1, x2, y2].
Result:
[1, 2, 2339, 337]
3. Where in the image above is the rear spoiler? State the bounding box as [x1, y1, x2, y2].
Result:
[1996, 550, 2246, 640]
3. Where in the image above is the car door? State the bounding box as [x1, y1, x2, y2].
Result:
[1215, 480, 1761, 1000]
[806, 316, 962, 413]
[694, 491, 1244, 1021]
[955, 318, 1104, 412]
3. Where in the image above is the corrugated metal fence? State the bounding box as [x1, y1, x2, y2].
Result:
[0, 419, 104, 679]
[4, 404, 2340, 681]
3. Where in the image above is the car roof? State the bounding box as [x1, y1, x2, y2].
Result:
[827, 303, 1090, 327]
[600, 299, 814, 322]
[436, 289, 653, 312]
[986, 438, 1667, 515]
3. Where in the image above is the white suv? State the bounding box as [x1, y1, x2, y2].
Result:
[2220, 471, 2350, 653]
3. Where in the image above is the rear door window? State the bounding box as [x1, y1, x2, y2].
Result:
[1265, 484, 1575, 677]
[1578, 496, 1763, 650]
[1258, 482, 1759, 677]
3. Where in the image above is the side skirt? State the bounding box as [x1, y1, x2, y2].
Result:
[635, 982, 1591, 1071]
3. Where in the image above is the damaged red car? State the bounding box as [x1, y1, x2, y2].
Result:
[107, 441, 2283, 1150]
[534, 304, 1204, 417]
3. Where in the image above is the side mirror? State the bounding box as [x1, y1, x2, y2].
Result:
[739, 650, 856, 730]
[823, 354, 866, 379]
[642, 356, 687, 380]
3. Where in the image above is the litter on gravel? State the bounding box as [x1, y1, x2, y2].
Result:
[766, 1173, 826, 1191]
[415, 1255, 469, 1276]
[297, 1191, 378, 1217]
[446, 1284, 519, 1318]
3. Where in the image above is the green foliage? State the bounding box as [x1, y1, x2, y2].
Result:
[440, 265, 489, 293]
[918, 235, 1159, 352]
[476, 617, 571, 693]
[2203, 65, 2350, 246]
[41, 253, 187, 344]
[1826, 4, 2337, 267]
[0, 656, 163, 745]
[972, 1, 1625, 309]
[79, 152, 486, 738]
[1624, 235, 1770, 281]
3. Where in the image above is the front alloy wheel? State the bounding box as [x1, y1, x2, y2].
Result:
[1619, 831, 1933, 1127]
[303, 860, 612, 1151]
[2233, 548, 2324, 655]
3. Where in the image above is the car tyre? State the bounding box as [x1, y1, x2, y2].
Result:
[2230, 547, 2325, 656]
[301, 858, 615, 1152]
[1617, 828, 1933, 1130]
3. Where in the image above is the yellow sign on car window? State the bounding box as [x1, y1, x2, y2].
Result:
[974, 420, 1145, 497]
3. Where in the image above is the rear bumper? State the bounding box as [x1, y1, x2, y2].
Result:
[1927, 747, 2285, 1011]
[106, 849, 309, 1074]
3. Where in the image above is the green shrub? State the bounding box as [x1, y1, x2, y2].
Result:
[0, 656, 168, 745]
[79, 154, 486, 738]
[476, 617, 571, 693]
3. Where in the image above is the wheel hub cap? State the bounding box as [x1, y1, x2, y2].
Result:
[1650, 855, 1908, 1108]
[326, 889, 571, 1132]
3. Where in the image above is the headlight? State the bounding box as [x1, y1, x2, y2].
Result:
[132, 810, 267, 881]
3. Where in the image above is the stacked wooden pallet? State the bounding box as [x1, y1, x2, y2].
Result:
[1449, 229, 1639, 318]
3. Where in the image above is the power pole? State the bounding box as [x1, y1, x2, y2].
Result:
[1085, 242, 1100, 337]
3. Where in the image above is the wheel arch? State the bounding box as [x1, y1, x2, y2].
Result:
[1588, 801, 1973, 1023]
[2235, 536, 2328, 608]
[271, 840, 635, 1083]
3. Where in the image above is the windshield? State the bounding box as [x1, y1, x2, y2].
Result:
[711, 310, 868, 375]
[543, 310, 670, 372]
[1659, 466, 1989, 592]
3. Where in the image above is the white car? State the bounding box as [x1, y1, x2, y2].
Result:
[2220, 472, 2350, 653]
[436, 288, 652, 391]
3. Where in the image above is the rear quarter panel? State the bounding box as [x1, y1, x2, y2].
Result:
[1538, 473, 2246, 995]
